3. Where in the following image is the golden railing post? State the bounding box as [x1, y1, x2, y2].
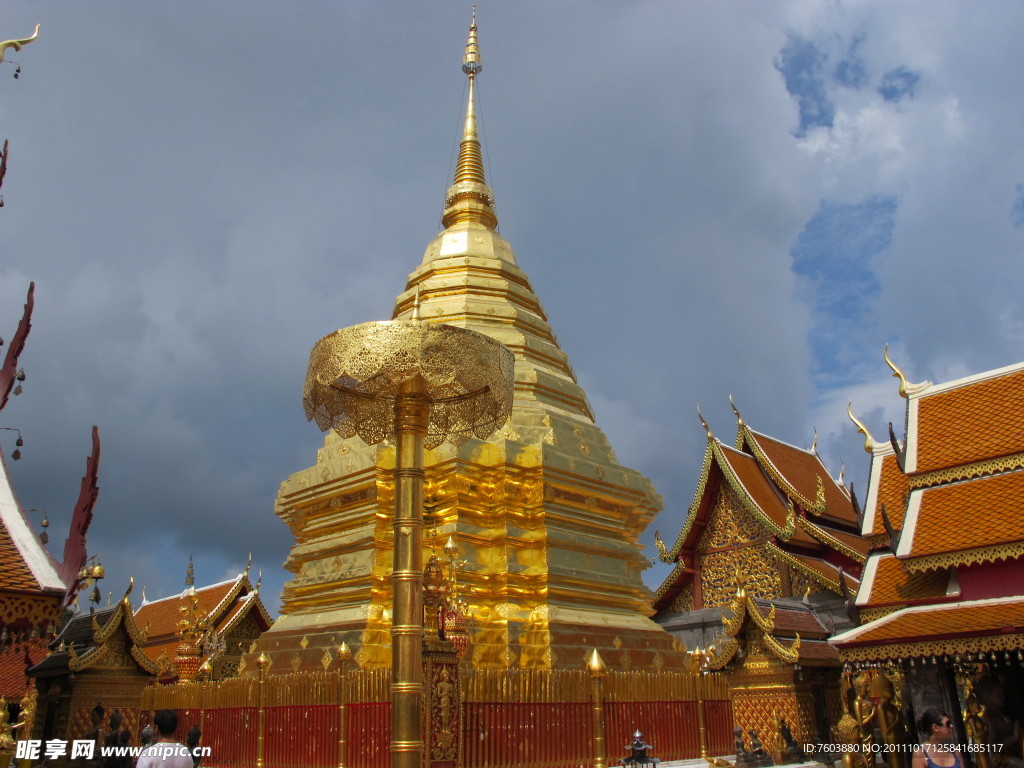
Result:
[256, 652, 270, 768]
[588, 649, 607, 768]
[696, 667, 709, 759]
[337, 642, 351, 768]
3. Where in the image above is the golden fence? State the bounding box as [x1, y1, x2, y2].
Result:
[140, 666, 732, 768]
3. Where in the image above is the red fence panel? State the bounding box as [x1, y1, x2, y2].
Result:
[265, 704, 338, 768]
[606, 700, 701, 762]
[200, 707, 259, 768]
[463, 701, 592, 768]
[346, 701, 391, 768]
[704, 699, 735, 757]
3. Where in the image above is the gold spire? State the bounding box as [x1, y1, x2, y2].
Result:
[441, 8, 498, 231]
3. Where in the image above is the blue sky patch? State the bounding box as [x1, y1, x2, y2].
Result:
[792, 196, 898, 387]
[834, 35, 868, 89]
[776, 35, 834, 137]
[878, 67, 920, 102]
[1013, 184, 1024, 227]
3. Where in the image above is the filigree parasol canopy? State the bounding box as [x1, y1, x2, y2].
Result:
[303, 321, 514, 449]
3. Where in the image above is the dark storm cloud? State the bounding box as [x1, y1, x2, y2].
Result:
[2, 1, 1023, 612]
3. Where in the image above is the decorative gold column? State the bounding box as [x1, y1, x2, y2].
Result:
[693, 648, 709, 759]
[337, 642, 351, 768]
[588, 649, 607, 768]
[256, 653, 270, 768]
[303, 320, 514, 768]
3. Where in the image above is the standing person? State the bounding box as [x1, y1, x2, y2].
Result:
[912, 710, 961, 768]
[136, 710, 193, 768]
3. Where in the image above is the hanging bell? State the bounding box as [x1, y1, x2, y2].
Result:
[90, 585, 101, 604]
[11, 449, 20, 461]
[15, 437, 23, 447]
[13, 66, 20, 80]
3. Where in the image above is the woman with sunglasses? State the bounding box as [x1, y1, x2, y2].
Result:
[913, 710, 961, 768]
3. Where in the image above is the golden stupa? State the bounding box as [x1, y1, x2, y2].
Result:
[256, 14, 685, 672]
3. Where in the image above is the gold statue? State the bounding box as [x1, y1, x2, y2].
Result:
[834, 671, 872, 768]
[853, 671, 877, 759]
[964, 688, 992, 768]
[874, 670, 910, 768]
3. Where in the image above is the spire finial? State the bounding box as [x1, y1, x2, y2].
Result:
[185, 555, 194, 588]
[697, 404, 714, 442]
[442, 10, 497, 230]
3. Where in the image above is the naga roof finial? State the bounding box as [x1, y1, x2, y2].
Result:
[441, 8, 497, 230]
[883, 344, 917, 399]
[847, 401, 876, 454]
[697, 404, 713, 441]
[729, 393, 744, 427]
[0, 24, 40, 64]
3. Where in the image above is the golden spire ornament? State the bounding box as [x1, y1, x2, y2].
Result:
[441, 8, 497, 231]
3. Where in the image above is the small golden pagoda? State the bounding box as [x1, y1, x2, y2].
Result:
[255, 14, 685, 672]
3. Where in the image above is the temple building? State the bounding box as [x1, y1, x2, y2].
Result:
[651, 406, 870, 747]
[27, 582, 156, 749]
[831, 357, 1024, 749]
[134, 565, 271, 681]
[253, 16, 686, 672]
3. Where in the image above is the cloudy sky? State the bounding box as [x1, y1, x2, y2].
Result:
[2, 2, 1022, 614]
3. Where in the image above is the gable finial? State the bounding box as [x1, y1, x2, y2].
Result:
[847, 401, 876, 454]
[696, 404, 713, 441]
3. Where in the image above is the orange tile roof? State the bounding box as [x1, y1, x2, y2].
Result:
[862, 554, 950, 608]
[916, 367, 1024, 473]
[135, 580, 238, 642]
[717, 444, 797, 535]
[836, 597, 1024, 646]
[0, 644, 45, 698]
[805, 520, 871, 560]
[0, 522, 41, 592]
[905, 470, 1024, 559]
[870, 454, 910, 536]
[747, 430, 857, 525]
[786, 550, 859, 592]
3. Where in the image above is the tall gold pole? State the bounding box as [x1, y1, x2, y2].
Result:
[256, 653, 269, 768]
[700, 667, 708, 765]
[588, 649, 607, 768]
[391, 376, 428, 768]
[337, 642, 351, 768]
